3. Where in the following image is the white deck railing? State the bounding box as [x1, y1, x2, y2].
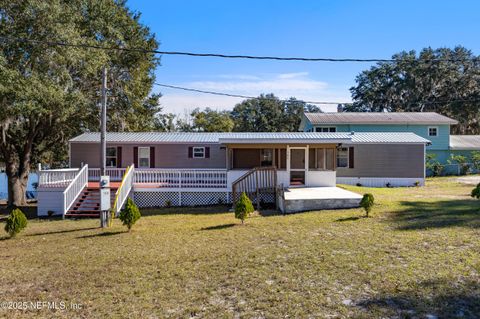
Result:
[63, 165, 89, 216]
[89, 168, 127, 181]
[134, 169, 228, 188]
[112, 164, 135, 215]
[38, 168, 79, 187]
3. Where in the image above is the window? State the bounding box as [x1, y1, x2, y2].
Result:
[138, 147, 150, 168]
[428, 126, 438, 137]
[308, 148, 335, 171]
[193, 147, 205, 158]
[106, 147, 117, 168]
[260, 149, 273, 166]
[315, 127, 336, 132]
[337, 147, 349, 168]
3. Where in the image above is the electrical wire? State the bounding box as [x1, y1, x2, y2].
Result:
[1, 36, 475, 63]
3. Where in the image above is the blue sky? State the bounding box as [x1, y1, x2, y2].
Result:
[128, 0, 480, 114]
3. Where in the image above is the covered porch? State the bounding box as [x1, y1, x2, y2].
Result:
[224, 143, 343, 188]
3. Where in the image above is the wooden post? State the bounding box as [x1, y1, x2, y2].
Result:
[255, 169, 260, 211]
[274, 167, 278, 210]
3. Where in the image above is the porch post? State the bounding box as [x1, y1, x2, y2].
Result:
[225, 146, 229, 170]
[286, 145, 290, 187]
[305, 145, 309, 186]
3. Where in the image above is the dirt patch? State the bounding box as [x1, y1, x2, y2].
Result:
[0, 201, 38, 219]
[455, 176, 480, 185]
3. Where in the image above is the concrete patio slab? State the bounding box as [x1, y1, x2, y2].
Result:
[281, 187, 362, 213]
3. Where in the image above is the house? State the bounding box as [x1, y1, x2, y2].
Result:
[299, 110, 480, 174]
[37, 131, 429, 217]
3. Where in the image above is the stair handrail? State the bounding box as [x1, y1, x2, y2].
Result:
[231, 166, 277, 209]
[112, 164, 135, 217]
[231, 166, 276, 185]
[63, 164, 89, 217]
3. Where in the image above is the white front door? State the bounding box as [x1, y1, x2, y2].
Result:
[287, 147, 308, 186]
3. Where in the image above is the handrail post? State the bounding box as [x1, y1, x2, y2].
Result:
[255, 170, 260, 210]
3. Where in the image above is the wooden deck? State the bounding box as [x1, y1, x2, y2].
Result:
[87, 182, 122, 189]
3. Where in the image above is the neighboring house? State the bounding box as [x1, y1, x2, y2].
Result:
[37, 131, 429, 216]
[299, 110, 480, 174]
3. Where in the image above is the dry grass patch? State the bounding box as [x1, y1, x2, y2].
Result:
[0, 177, 479, 318]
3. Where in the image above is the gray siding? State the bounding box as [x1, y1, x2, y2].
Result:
[70, 143, 226, 169]
[336, 144, 424, 178]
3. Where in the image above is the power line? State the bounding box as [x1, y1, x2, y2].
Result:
[155, 82, 480, 106]
[154, 83, 347, 105]
[2, 36, 479, 106]
[1, 36, 474, 63]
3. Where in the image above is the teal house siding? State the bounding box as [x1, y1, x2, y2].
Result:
[301, 112, 480, 175]
[309, 124, 450, 151]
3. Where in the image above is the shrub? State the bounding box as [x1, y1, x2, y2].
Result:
[471, 183, 480, 199]
[360, 193, 374, 217]
[425, 153, 444, 177]
[472, 151, 480, 172]
[119, 198, 141, 231]
[4, 208, 28, 238]
[235, 192, 254, 224]
[448, 154, 470, 175]
[414, 181, 420, 187]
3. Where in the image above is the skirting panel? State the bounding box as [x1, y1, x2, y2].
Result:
[336, 177, 425, 188]
[133, 191, 232, 208]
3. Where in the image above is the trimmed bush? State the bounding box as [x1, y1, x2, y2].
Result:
[5, 208, 28, 238]
[235, 192, 254, 224]
[119, 198, 141, 231]
[360, 193, 375, 217]
[448, 154, 470, 175]
[471, 183, 480, 199]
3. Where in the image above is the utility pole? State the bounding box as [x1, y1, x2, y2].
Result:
[100, 66, 110, 228]
[100, 66, 107, 177]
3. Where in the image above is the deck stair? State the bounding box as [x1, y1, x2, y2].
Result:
[65, 184, 118, 218]
[231, 166, 277, 209]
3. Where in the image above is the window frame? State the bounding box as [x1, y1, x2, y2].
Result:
[260, 148, 273, 167]
[428, 126, 438, 137]
[192, 146, 205, 159]
[315, 126, 337, 133]
[106, 147, 117, 168]
[336, 147, 349, 168]
[138, 146, 151, 168]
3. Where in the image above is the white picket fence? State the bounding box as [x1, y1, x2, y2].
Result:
[63, 165, 89, 216]
[134, 169, 228, 188]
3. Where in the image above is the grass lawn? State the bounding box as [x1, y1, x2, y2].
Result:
[1, 177, 480, 318]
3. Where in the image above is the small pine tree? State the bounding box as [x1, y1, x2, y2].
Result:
[360, 193, 375, 217]
[471, 183, 480, 199]
[119, 198, 141, 231]
[5, 208, 28, 238]
[235, 192, 254, 224]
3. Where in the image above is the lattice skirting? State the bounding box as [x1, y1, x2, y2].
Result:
[133, 191, 232, 208]
[233, 191, 275, 204]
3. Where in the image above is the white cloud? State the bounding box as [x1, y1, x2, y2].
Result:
[277, 72, 309, 79]
[157, 72, 351, 114]
[216, 74, 262, 80]
[187, 72, 327, 94]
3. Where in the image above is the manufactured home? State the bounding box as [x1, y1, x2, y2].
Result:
[300, 110, 480, 174]
[37, 132, 429, 217]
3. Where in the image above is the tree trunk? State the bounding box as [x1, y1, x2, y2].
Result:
[6, 166, 29, 207]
